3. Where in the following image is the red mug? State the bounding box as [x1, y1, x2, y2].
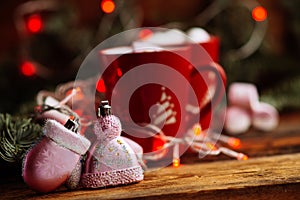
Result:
[189, 36, 226, 129]
[98, 41, 226, 153]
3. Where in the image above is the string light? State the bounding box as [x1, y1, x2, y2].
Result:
[228, 138, 241, 149]
[26, 14, 43, 33]
[20, 61, 36, 77]
[173, 158, 180, 168]
[172, 144, 180, 168]
[252, 6, 267, 22]
[206, 142, 217, 150]
[142, 123, 248, 166]
[240, 154, 249, 161]
[193, 124, 202, 136]
[215, 147, 248, 161]
[101, 0, 115, 14]
[209, 132, 241, 149]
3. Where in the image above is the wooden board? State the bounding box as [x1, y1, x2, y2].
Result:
[1, 112, 300, 199]
[1, 153, 300, 199]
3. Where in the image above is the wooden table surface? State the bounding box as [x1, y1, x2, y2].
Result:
[1, 112, 300, 199]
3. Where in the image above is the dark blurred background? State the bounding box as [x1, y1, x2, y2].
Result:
[1, 0, 300, 114]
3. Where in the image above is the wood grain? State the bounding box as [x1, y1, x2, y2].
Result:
[1, 153, 300, 199]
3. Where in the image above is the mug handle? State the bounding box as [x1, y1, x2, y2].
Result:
[189, 62, 226, 130]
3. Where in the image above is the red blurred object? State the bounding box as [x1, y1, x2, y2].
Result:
[152, 138, 165, 151]
[252, 6, 267, 22]
[101, 0, 115, 14]
[117, 68, 123, 77]
[198, 36, 220, 63]
[26, 14, 43, 33]
[96, 78, 106, 93]
[20, 61, 36, 76]
[99, 44, 226, 154]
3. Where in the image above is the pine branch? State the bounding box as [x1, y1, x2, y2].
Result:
[0, 114, 43, 163]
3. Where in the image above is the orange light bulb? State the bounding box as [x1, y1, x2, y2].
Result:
[101, 0, 115, 14]
[237, 153, 249, 161]
[252, 6, 267, 22]
[193, 124, 202, 136]
[228, 138, 241, 149]
[242, 155, 249, 160]
[173, 158, 180, 168]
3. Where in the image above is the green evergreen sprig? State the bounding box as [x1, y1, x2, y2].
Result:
[0, 114, 43, 163]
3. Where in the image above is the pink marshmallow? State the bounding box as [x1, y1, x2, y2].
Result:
[252, 102, 279, 131]
[225, 106, 251, 135]
[228, 82, 259, 109]
[226, 82, 279, 133]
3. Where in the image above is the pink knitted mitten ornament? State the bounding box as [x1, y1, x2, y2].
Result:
[23, 119, 90, 193]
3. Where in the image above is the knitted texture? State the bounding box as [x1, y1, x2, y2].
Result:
[82, 114, 144, 188]
[81, 166, 143, 188]
[94, 115, 122, 144]
[45, 120, 90, 155]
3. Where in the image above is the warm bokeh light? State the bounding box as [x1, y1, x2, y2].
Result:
[228, 138, 241, 149]
[193, 124, 202, 136]
[252, 6, 267, 22]
[26, 14, 43, 33]
[242, 155, 249, 160]
[237, 153, 249, 161]
[101, 0, 115, 14]
[96, 79, 106, 93]
[173, 158, 180, 168]
[206, 142, 217, 150]
[20, 61, 36, 76]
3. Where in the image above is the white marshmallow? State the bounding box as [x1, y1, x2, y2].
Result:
[143, 29, 187, 46]
[187, 27, 211, 43]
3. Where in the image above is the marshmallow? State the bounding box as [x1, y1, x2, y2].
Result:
[225, 106, 251, 135]
[228, 82, 259, 109]
[252, 102, 279, 131]
[187, 27, 211, 43]
[143, 29, 187, 46]
[226, 82, 279, 134]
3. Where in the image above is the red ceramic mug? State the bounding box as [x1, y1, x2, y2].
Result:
[187, 36, 226, 130]
[98, 39, 226, 153]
